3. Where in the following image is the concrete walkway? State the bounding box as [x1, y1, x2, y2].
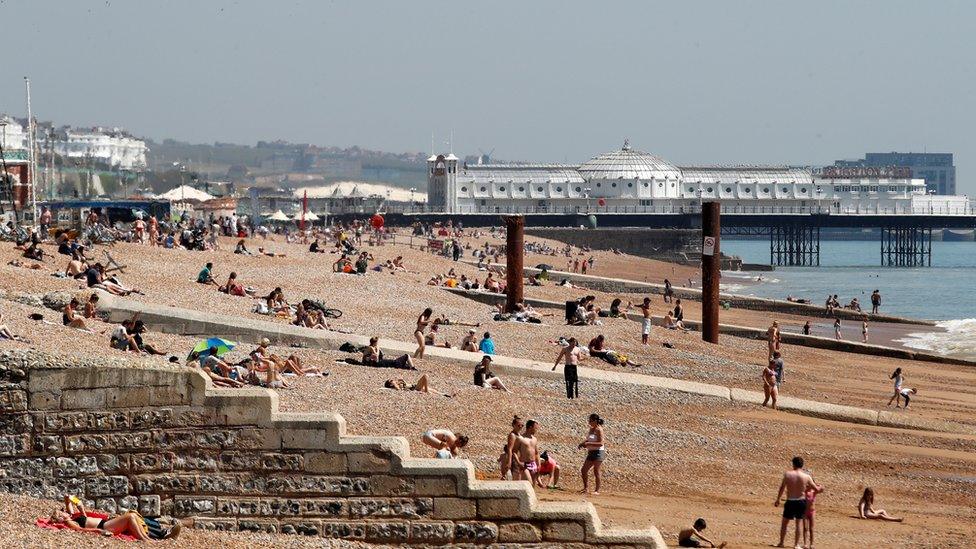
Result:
[466, 260, 933, 326]
[90, 291, 975, 436]
[445, 288, 976, 367]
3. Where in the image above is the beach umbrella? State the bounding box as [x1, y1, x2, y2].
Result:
[266, 210, 291, 222]
[191, 337, 236, 357]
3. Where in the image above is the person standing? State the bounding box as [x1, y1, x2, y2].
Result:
[770, 351, 785, 386]
[774, 456, 817, 549]
[552, 337, 583, 399]
[673, 299, 684, 323]
[862, 320, 869, 343]
[638, 297, 653, 345]
[578, 413, 605, 495]
[833, 318, 842, 340]
[871, 289, 881, 315]
[762, 361, 778, 410]
[501, 415, 524, 480]
[767, 321, 781, 361]
[802, 320, 811, 336]
[512, 419, 540, 483]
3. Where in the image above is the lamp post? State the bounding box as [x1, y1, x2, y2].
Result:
[409, 187, 416, 211]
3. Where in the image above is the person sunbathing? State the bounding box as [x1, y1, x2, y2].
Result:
[48, 495, 181, 541]
[460, 329, 479, 352]
[64, 255, 88, 278]
[257, 246, 285, 257]
[384, 373, 454, 397]
[85, 263, 140, 296]
[109, 318, 140, 353]
[250, 338, 322, 376]
[234, 239, 252, 255]
[83, 294, 100, 319]
[474, 355, 509, 391]
[360, 336, 416, 369]
[219, 272, 254, 297]
[7, 259, 41, 269]
[63, 299, 96, 333]
[197, 347, 244, 388]
[0, 312, 29, 342]
[664, 311, 688, 332]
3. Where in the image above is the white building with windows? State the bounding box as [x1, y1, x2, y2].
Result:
[0, 115, 147, 170]
[54, 127, 148, 170]
[427, 142, 971, 215]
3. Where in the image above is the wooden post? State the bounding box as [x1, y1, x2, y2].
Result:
[503, 215, 524, 313]
[701, 202, 720, 344]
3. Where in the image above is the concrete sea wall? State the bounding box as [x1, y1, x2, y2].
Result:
[0, 349, 664, 547]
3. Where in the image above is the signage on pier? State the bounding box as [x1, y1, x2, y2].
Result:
[702, 236, 716, 256]
[819, 166, 912, 179]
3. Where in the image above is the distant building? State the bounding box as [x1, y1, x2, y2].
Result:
[427, 142, 969, 215]
[0, 114, 148, 170]
[834, 153, 955, 195]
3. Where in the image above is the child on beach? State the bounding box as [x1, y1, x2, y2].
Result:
[899, 387, 918, 409]
[677, 518, 726, 548]
[887, 368, 903, 407]
[802, 477, 825, 549]
[535, 450, 561, 489]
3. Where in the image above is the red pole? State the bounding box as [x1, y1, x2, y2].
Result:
[701, 202, 721, 344]
[503, 215, 524, 313]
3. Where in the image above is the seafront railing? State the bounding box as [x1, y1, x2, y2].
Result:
[381, 203, 976, 216]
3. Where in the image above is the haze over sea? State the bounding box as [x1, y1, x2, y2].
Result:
[721, 240, 976, 359]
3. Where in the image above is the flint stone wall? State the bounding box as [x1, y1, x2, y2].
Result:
[0, 350, 664, 548]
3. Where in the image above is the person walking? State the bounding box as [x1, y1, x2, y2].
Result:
[762, 361, 778, 410]
[578, 413, 605, 495]
[887, 367, 904, 407]
[552, 337, 583, 399]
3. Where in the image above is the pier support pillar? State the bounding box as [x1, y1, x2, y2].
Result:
[503, 215, 524, 313]
[881, 226, 931, 266]
[701, 202, 720, 344]
[769, 223, 820, 266]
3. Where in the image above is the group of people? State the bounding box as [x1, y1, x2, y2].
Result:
[194, 338, 323, 389]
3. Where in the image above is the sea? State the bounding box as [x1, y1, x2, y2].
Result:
[720, 240, 976, 360]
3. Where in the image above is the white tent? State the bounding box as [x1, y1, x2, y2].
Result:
[266, 210, 291, 221]
[293, 211, 320, 221]
[158, 185, 215, 202]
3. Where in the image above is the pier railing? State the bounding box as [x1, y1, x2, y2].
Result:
[381, 203, 976, 216]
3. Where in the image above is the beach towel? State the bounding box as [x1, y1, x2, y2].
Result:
[35, 514, 138, 541]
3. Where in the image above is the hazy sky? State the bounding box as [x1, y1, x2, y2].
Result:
[2, 1, 974, 191]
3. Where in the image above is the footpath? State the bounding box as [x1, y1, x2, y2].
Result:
[85, 291, 976, 437]
[444, 288, 975, 367]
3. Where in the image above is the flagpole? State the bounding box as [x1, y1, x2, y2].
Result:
[24, 77, 37, 225]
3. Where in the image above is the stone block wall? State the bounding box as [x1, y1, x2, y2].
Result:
[0, 350, 664, 547]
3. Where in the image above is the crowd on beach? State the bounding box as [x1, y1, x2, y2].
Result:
[0, 212, 923, 547]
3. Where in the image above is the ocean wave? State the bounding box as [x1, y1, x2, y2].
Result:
[896, 319, 976, 360]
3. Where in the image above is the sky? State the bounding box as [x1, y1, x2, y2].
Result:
[2, 0, 974, 192]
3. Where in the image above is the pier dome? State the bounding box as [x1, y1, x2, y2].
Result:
[578, 141, 682, 181]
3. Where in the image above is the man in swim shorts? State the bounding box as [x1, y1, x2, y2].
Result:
[512, 420, 540, 483]
[639, 297, 652, 345]
[774, 456, 816, 549]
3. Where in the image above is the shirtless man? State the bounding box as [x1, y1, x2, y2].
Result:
[767, 321, 780, 362]
[512, 420, 540, 484]
[501, 416, 524, 480]
[638, 297, 653, 345]
[774, 456, 817, 549]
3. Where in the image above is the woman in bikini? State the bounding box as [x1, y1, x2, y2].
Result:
[48, 495, 180, 541]
[578, 413, 606, 495]
[858, 487, 903, 522]
[762, 361, 778, 409]
[414, 308, 433, 358]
